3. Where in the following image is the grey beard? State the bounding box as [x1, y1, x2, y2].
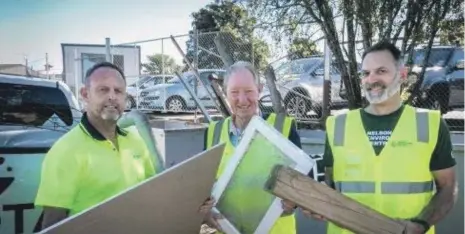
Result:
[101, 112, 121, 122]
[364, 75, 401, 104]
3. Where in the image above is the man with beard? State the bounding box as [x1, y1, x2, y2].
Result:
[35, 62, 214, 230]
[287, 41, 458, 234]
[203, 61, 301, 233]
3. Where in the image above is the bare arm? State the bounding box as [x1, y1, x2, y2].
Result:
[42, 207, 70, 230]
[416, 167, 458, 225]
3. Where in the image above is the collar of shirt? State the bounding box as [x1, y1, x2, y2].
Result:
[80, 112, 128, 141]
[228, 110, 263, 138]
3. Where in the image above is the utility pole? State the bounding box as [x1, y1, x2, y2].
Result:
[24, 56, 30, 77]
[45, 53, 50, 79]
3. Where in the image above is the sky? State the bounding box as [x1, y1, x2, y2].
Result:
[0, 0, 212, 74]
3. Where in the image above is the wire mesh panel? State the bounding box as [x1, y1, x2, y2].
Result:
[401, 45, 464, 130]
[107, 31, 255, 119]
[110, 37, 188, 113]
[169, 31, 255, 117]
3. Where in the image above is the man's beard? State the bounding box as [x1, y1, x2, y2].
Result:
[363, 74, 401, 104]
[99, 106, 122, 122]
[101, 111, 121, 122]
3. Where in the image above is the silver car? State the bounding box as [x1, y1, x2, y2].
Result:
[125, 75, 174, 109]
[259, 57, 350, 118]
[138, 69, 226, 112]
[0, 74, 82, 233]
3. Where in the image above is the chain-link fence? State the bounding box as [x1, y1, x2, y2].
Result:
[93, 29, 463, 130]
[401, 44, 464, 130]
[259, 37, 348, 127]
[106, 31, 254, 120]
[259, 38, 464, 130]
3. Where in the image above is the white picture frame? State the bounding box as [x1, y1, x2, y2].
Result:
[211, 115, 316, 234]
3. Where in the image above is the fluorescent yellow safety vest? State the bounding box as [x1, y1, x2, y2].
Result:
[206, 113, 296, 234]
[325, 105, 440, 234]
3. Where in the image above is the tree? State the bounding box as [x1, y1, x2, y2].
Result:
[288, 38, 323, 59]
[438, 2, 464, 46]
[405, 0, 460, 103]
[246, 0, 460, 109]
[141, 54, 181, 75]
[185, 1, 270, 72]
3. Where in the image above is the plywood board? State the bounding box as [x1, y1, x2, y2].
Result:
[265, 165, 407, 234]
[39, 143, 226, 234]
[211, 116, 315, 234]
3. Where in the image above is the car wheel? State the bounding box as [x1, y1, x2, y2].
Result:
[284, 90, 311, 118]
[166, 96, 186, 113]
[430, 95, 448, 115]
[427, 83, 450, 115]
[125, 96, 136, 109]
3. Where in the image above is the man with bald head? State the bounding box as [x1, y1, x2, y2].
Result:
[35, 62, 213, 230]
[203, 61, 302, 233]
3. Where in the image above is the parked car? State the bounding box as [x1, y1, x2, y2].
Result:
[138, 69, 226, 113]
[259, 57, 354, 118]
[125, 74, 174, 109]
[0, 74, 82, 234]
[403, 45, 464, 114]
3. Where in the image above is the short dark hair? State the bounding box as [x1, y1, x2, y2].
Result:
[362, 41, 402, 63]
[84, 61, 126, 85]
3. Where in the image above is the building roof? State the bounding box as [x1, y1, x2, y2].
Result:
[0, 64, 42, 77]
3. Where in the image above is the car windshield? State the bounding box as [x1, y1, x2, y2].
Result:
[167, 73, 193, 83]
[410, 48, 454, 67]
[129, 76, 153, 87]
[153, 76, 173, 84]
[0, 83, 76, 127]
[275, 58, 323, 77]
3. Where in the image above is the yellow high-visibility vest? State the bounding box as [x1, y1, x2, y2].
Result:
[206, 113, 296, 234]
[325, 105, 440, 234]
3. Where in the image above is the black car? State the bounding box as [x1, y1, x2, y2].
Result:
[403, 45, 464, 114]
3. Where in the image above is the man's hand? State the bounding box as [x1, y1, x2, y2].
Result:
[281, 200, 296, 216]
[203, 211, 224, 232]
[199, 197, 215, 216]
[199, 197, 224, 232]
[399, 220, 426, 234]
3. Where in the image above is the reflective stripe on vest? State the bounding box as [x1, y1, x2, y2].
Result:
[333, 108, 430, 146]
[212, 119, 224, 146]
[211, 113, 287, 146]
[335, 181, 434, 194]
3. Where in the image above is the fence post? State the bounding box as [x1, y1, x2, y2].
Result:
[251, 29, 255, 68]
[161, 38, 166, 112]
[74, 48, 80, 100]
[105, 37, 112, 62]
[194, 28, 199, 121]
[321, 38, 332, 127]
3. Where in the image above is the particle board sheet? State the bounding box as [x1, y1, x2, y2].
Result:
[40, 143, 226, 234]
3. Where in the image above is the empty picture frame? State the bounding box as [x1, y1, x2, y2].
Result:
[211, 116, 315, 234]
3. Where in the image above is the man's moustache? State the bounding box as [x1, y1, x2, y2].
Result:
[366, 83, 386, 90]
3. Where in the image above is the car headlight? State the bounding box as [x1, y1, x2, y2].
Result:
[445, 75, 451, 82]
[152, 90, 160, 97]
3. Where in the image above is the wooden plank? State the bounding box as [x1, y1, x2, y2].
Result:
[40, 143, 226, 234]
[264, 65, 286, 114]
[264, 165, 408, 234]
[210, 77, 232, 117]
